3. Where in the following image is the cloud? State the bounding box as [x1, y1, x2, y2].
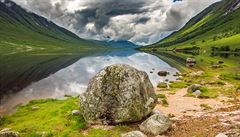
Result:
[11, 0, 219, 45]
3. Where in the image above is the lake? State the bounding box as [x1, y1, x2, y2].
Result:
[0, 50, 179, 115]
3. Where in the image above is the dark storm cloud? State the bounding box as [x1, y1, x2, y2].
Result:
[11, 0, 219, 45]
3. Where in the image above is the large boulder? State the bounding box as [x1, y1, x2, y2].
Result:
[120, 131, 147, 137]
[80, 64, 157, 125]
[139, 113, 172, 135]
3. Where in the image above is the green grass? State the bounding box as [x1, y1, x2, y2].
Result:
[169, 81, 189, 88]
[0, 97, 131, 137]
[157, 83, 168, 88]
[200, 104, 212, 110]
[156, 94, 167, 99]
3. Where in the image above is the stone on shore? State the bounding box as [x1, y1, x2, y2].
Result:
[72, 110, 81, 116]
[187, 84, 202, 93]
[215, 133, 228, 137]
[79, 64, 157, 125]
[139, 113, 172, 136]
[120, 131, 147, 137]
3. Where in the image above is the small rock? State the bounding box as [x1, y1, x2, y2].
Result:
[185, 79, 192, 83]
[176, 72, 182, 76]
[150, 71, 153, 74]
[218, 61, 224, 64]
[215, 133, 228, 137]
[36, 132, 49, 137]
[212, 65, 221, 68]
[193, 90, 202, 98]
[190, 71, 205, 77]
[187, 84, 201, 93]
[168, 113, 175, 118]
[186, 58, 196, 67]
[72, 110, 81, 116]
[0, 128, 19, 137]
[158, 71, 169, 77]
[120, 131, 147, 137]
[186, 58, 196, 63]
[139, 113, 172, 136]
[32, 106, 40, 111]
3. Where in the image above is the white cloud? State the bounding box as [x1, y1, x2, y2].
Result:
[12, 0, 219, 45]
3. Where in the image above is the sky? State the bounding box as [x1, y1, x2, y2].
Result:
[12, 0, 219, 45]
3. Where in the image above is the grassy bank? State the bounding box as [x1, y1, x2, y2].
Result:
[0, 97, 131, 137]
[153, 50, 240, 98]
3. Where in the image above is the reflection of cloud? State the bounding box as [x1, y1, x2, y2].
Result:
[1, 51, 178, 113]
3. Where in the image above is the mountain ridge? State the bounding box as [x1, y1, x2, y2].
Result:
[144, 0, 240, 50]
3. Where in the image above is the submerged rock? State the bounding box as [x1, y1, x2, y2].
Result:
[139, 113, 172, 135]
[158, 71, 169, 77]
[79, 64, 157, 125]
[120, 131, 147, 137]
[0, 128, 19, 137]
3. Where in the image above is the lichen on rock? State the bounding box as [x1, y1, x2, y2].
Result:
[79, 64, 157, 125]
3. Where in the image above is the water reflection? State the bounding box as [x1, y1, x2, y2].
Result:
[0, 50, 178, 114]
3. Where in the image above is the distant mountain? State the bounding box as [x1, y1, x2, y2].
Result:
[144, 0, 240, 50]
[90, 40, 138, 49]
[104, 40, 138, 49]
[0, 0, 107, 54]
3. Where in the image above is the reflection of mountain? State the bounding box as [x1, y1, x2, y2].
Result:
[93, 49, 139, 57]
[0, 53, 89, 102]
[1, 51, 179, 114]
[150, 52, 188, 72]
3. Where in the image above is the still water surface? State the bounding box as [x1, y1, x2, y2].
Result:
[0, 50, 178, 114]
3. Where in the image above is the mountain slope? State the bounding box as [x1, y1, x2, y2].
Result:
[144, 0, 240, 50]
[90, 40, 138, 49]
[0, 0, 107, 55]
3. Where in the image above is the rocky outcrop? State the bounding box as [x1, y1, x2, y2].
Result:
[139, 113, 172, 136]
[79, 64, 157, 125]
[120, 131, 147, 137]
[0, 128, 19, 137]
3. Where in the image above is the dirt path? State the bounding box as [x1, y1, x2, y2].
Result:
[155, 88, 227, 117]
[154, 88, 240, 137]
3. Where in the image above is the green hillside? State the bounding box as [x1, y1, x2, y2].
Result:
[0, 0, 108, 99]
[0, 0, 106, 55]
[143, 0, 240, 50]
